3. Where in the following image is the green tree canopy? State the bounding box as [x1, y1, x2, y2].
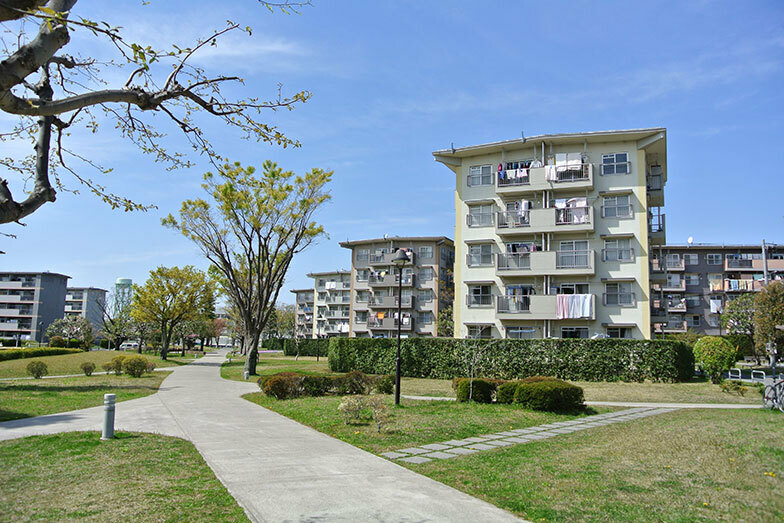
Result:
[755, 281, 784, 357]
[46, 315, 94, 349]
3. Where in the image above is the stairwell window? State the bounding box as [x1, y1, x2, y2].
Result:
[467, 325, 492, 339]
[685, 273, 700, 286]
[684, 253, 699, 265]
[468, 244, 494, 266]
[561, 327, 589, 339]
[356, 249, 369, 263]
[601, 152, 630, 175]
[467, 164, 492, 186]
[603, 238, 634, 262]
[707, 253, 723, 265]
[467, 204, 494, 227]
[606, 327, 631, 338]
[602, 194, 633, 218]
[467, 285, 492, 307]
[604, 282, 635, 306]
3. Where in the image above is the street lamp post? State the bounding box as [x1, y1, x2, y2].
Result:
[391, 248, 410, 406]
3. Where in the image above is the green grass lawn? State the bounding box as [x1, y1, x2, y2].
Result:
[416, 408, 784, 521]
[0, 350, 200, 379]
[220, 353, 331, 382]
[243, 392, 605, 454]
[0, 431, 248, 522]
[0, 372, 168, 422]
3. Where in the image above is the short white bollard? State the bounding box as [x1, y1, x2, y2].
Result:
[101, 393, 116, 440]
[243, 370, 249, 380]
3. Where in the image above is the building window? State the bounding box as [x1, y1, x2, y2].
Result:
[685, 295, 701, 308]
[604, 282, 635, 306]
[666, 273, 682, 288]
[507, 327, 537, 339]
[417, 289, 432, 303]
[602, 194, 632, 218]
[467, 164, 492, 186]
[418, 267, 434, 281]
[606, 327, 631, 339]
[467, 325, 492, 339]
[418, 246, 433, 260]
[601, 152, 630, 175]
[467, 285, 492, 307]
[561, 327, 589, 339]
[603, 238, 633, 262]
[685, 273, 700, 286]
[707, 273, 722, 291]
[356, 290, 369, 303]
[356, 249, 369, 262]
[467, 204, 494, 227]
[684, 253, 699, 265]
[468, 244, 494, 266]
[707, 253, 723, 265]
[355, 311, 367, 323]
[556, 283, 589, 294]
[416, 311, 433, 325]
[707, 315, 719, 327]
[558, 240, 590, 268]
[687, 315, 701, 327]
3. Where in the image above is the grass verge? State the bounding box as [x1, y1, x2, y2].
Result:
[0, 431, 248, 522]
[220, 354, 331, 382]
[0, 373, 168, 422]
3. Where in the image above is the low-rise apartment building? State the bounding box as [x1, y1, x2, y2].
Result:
[340, 236, 455, 338]
[433, 128, 668, 339]
[291, 288, 315, 338]
[65, 287, 107, 330]
[651, 244, 784, 335]
[0, 271, 70, 342]
[310, 271, 352, 337]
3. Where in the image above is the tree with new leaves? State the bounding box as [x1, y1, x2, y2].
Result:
[130, 265, 215, 360]
[163, 160, 331, 374]
[754, 281, 784, 363]
[99, 291, 134, 351]
[0, 1, 311, 227]
[276, 303, 296, 339]
[720, 293, 757, 356]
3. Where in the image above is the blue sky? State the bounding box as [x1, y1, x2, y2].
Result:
[2, 0, 783, 303]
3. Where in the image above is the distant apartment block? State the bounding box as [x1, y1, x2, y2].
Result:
[311, 271, 352, 337]
[291, 288, 315, 338]
[433, 128, 667, 339]
[341, 236, 455, 338]
[651, 244, 784, 335]
[0, 271, 69, 342]
[65, 287, 107, 330]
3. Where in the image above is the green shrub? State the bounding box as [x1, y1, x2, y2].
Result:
[262, 374, 304, 399]
[374, 374, 395, 394]
[723, 334, 755, 360]
[455, 378, 496, 403]
[270, 338, 330, 357]
[26, 360, 48, 379]
[514, 380, 584, 412]
[102, 355, 127, 375]
[693, 336, 736, 384]
[720, 380, 750, 397]
[49, 336, 65, 348]
[496, 381, 520, 404]
[0, 347, 81, 362]
[335, 370, 374, 395]
[123, 355, 151, 378]
[80, 361, 96, 376]
[328, 337, 693, 383]
[520, 375, 559, 383]
[257, 371, 302, 391]
[301, 375, 334, 397]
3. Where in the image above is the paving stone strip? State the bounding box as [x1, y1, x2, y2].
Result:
[392, 407, 678, 464]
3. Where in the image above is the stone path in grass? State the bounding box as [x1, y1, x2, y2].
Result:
[382, 407, 678, 464]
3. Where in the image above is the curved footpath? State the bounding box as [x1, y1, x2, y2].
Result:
[0, 351, 523, 523]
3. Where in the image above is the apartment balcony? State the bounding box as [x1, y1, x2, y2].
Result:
[647, 172, 665, 207]
[666, 299, 687, 313]
[323, 310, 350, 319]
[0, 280, 36, 289]
[0, 295, 33, 303]
[368, 295, 414, 309]
[651, 258, 685, 272]
[0, 308, 23, 316]
[495, 163, 593, 196]
[648, 214, 666, 244]
[724, 279, 764, 292]
[496, 206, 593, 236]
[657, 320, 687, 334]
[496, 294, 596, 321]
[316, 282, 350, 292]
[367, 316, 413, 331]
[64, 305, 84, 313]
[654, 280, 686, 293]
[495, 250, 595, 277]
[368, 251, 416, 267]
[368, 273, 414, 288]
[296, 296, 314, 304]
[650, 305, 668, 323]
[725, 258, 784, 272]
[323, 296, 351, 304]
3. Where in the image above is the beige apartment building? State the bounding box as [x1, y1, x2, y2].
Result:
[340, 236, 455, 338]
[291, 271, 351, 338]
[291, 288, 314, 338]
[433, 128, 668, 339]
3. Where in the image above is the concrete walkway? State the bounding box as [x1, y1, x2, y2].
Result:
[402, 395, 762, 409]
[1, 350, 522, 522]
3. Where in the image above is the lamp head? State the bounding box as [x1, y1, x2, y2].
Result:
[391, 248, 410, 267]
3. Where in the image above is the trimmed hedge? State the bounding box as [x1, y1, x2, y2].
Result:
[258, 370, 384, 399]
[513, 380, 584, 411]
[0, 347, 82, 362]
[328, 338, 693, 383]
[263, 338, 330, 357]
[455, 378, 495, 403]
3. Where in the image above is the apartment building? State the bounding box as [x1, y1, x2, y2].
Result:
[291, 288, 315, 338]
[651, 244, 784, 335]
[433, 128, 667, 340]
[0, 271, 69, 342]
[64, 287, 107, 330]
[340, 236, 455, 338]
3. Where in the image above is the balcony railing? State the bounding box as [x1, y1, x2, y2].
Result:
[724, 279, 764, 292]
[368, 295, 413, 308]
[466, 213, 494, 227]
[496, 210, 530, 229]
[497, 171, 530, 187]
[466, 253, 494, 267]
[726, 259, 754, 269]
[367, 316, 413, 330]
[323, 296, 350, 304]
[602, 292, 637, 307]
[555, 206, 591, 226]
[556, 250, 591, 269]
[602, 248, 635, 262]
[368, 274, 414, 286]
[466, 294, 493, 307]
[496, 295, 531, 313]
[497, 252, 531, 271]
[647, 173, 663, 191]
[651, 258, 685, 271]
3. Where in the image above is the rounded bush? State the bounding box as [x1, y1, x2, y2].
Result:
[80, 361, 96, 376]
[496, 381, 520, 404]
[455, 378, 495, 403]
[49, 336, 65, 348]
[102, 355, 127, 375]
[693, 336, 737, 384]
[262, 374, 303, 399]
[26, 360, 48, 379]
[335, 370, 374, 395]
[302, 375, 334, 397]
[257, 371, 302, 391]
[374, 374, 395, 395]
[514, 380, 584, 412]
[123, 355, 151, 378]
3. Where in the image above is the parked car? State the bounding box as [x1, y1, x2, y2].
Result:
[119, 341, 139, 351]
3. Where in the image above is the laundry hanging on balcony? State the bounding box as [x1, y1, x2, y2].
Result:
[710, 299, 723, 314]
[325, 281, 337, 290]
[556, 294, 593, 319]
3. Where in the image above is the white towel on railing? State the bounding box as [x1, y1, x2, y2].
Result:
[545, 165, 557, 181]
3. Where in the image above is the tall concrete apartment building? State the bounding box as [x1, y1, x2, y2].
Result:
[64, 287, 107, 330]
[291, 288, 315, 338]
[340, 236, 455, 338]
[433, 128, 668, 339]
[651, 244, 784, 335]
[0, 271, 69, 342]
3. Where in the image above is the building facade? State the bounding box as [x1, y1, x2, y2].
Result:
[65, 287, 107, 330]
[291, 288, 315, 338]
[310, 271, 351, 337]
[0, 271, 70, 342]
[340, 236, 455, 338]
[433, 128, 668, 340]
[651, 244, 784, 335]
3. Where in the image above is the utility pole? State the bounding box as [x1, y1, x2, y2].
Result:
[762, 239, 769, 285]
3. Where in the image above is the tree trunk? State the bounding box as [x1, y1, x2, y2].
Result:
[160, 325, 169, 361]
[243, 331, 260, 375]
[137, 344, 142, 354]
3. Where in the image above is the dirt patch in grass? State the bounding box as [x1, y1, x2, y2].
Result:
[0, 431, 248, 522]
